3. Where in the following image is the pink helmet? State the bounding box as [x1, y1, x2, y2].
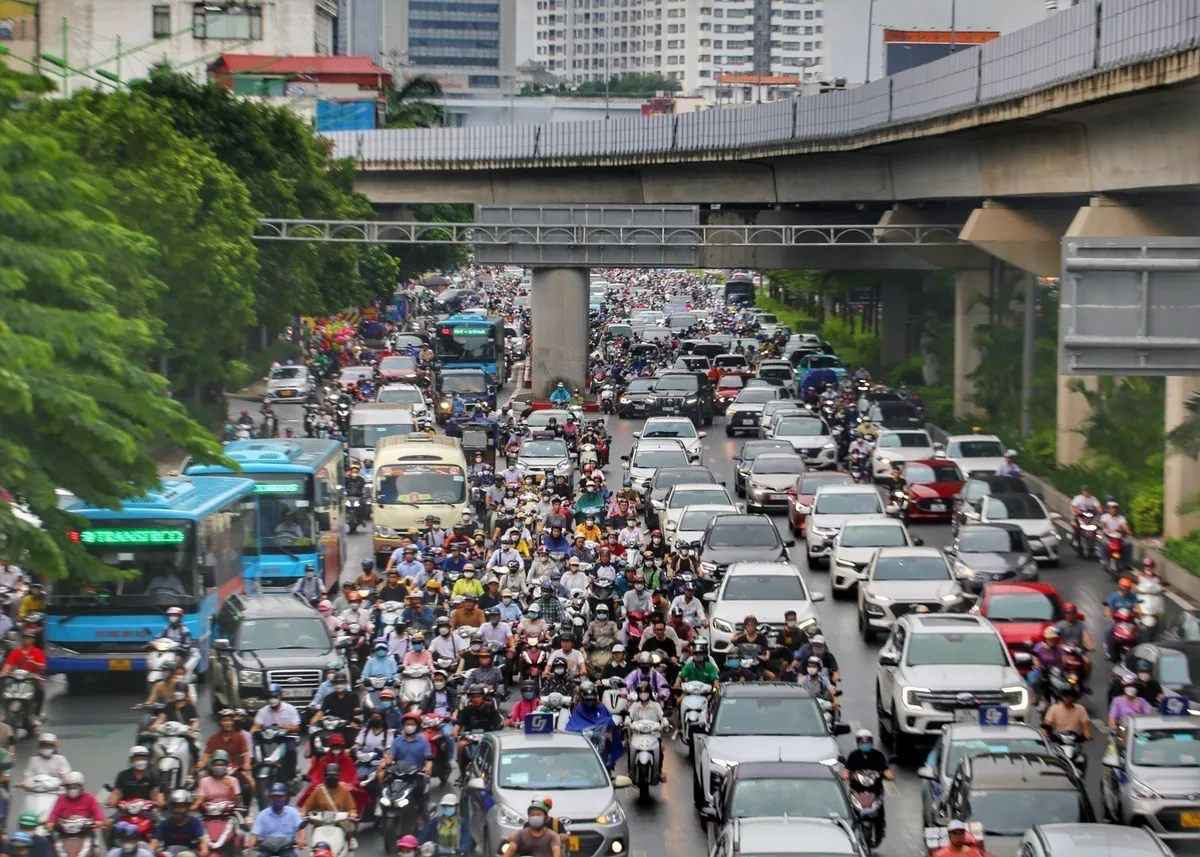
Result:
[317, 600, 332, 613]
[397, 836, 419, 850]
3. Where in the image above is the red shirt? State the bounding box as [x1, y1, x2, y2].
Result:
[48, 791, 105, 825]
[5, 647, 46, 673]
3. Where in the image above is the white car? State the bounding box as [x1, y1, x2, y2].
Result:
[661, 483, 737, 538]
[704, 561, 825, 658]
[636, 417, 705, 463]
[621, 439, 690, 496]
[800, 484, 897, 569]
[771, 416, 838, 470]
[875, 612, 1030, 755]
[264, 364, 311, 404]
[857, 546, 965, 640]
[944, 433, 1008, 478]
[669, 503, 739, 550]
[871, 429, 936, 480]
[829, 517, 917, 598]
[758, 400, 807, 437]
[978, 493, 1063, 565]
[375, 383, 429, 420]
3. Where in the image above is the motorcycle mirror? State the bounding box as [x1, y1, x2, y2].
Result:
[832, 722, 851, 736]
[917, 765, 936, 780]
[701, 592, 717, 602]
[784, 539, 796, 547]
[213, 639, 232, 652]
[466, 777, 486, 790]
[913, 537, 925, 547]
[811, 591, 826, 602]
[699, 807, 719, 821]
[612, 775, 633, 789]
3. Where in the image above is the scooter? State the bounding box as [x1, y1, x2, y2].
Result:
[399, 665, 433, 709]
[1102, 534, 1129, 577]
[52, 817, 98, 857]
[346, 492, 371, 535]
[2, 669, 39, 738]
[587, 636, 616, 674]
[1111, 608, 1141, 662]
[600, 385, 615, 415]
[145, 638, 188, 693]
[361, 675, 394, 714]
[112, 798, 157, 841]
[1073, 511, 1098, 559]
[310, 716, 349, 758]
[579, 443, 599, 471]
[678, 680, 713, 759]
[22, 774, 62, 822]
[848, 770, 884, 848]
[848, 451, 867, 484]
[201, 800, 244, 856]
[1050, 731, 1087, 780]
[306, 811, 351, 857]
[537, 693, 575, 731]
[150, 719, 194, 793]
[627, 719, 664, 803]
[378, 762, 426, 854]
[1137, 577, 1165, 639]
[252, 726, 291, 810]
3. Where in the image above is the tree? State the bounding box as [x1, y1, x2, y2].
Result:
[389, 203, 473, 280]
[0, 66, 225, 580]
[386, 76, 444, 128]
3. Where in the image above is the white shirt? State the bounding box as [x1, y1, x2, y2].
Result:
[548, 648, 586, 677]
[254, 701, 301, 729]
[669, 594, 705, 623]
[23, 753, 71, 782]
[560, 570, 590, 593]
[627, 699, 665, 724]
[618, 527, 643, 549]
[1070, 494, 1102, 513]
[429, 632, 465, 661]
[1099, 513, 1129, 536]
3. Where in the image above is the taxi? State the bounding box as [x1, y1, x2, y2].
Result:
[462, 717, 632, 857]
[1100, 708, 1200, 841]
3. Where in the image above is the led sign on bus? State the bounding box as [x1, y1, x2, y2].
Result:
[253, 482, 304, 495]
[441, 326, 490, 337]
[71, 529, 187, 546]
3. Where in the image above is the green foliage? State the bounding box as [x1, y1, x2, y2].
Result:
[1130, 483, 1164, 539]
[1163, 531, 1200, 576]
[751, 296, 817, 332]
[390, 204, 473, 280]
[386, 76, 445, 129]
[1073, 377, 1165, 483]
[821, 317, 880, 375]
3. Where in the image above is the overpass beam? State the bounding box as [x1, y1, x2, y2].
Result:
[530, 267, 590, 399]
[953, 270, 989, 419]
[959, 200, 1073, 278]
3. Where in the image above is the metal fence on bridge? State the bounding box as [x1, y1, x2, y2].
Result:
[328, 0, 1200, 168]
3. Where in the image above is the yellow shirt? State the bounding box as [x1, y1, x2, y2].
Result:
[18, 595, 44, 619]
[452, 578, 484, 599]
[575, 524, 602, 543]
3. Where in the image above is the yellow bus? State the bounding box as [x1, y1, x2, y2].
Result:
[371, 433, 468, 565]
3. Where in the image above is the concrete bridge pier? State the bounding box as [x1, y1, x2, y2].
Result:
[530, 267, 590, 399]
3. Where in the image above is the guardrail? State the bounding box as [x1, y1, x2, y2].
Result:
[328, 0, 1200, 167]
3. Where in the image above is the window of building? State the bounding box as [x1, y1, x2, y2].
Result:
[193, 3, 263, 40]
[152, 5, 171, 38]
[232, 76, 285, 96]
[468, 75, 500, 87]
[699, 68, 710, 77]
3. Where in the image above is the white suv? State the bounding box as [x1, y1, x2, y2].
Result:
[875, 613, 1030, 756]
[800, 484, 897, 569]
[705, 561, 825, 657]
[637, 417, 705, 462]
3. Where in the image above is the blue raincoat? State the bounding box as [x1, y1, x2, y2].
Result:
[566, 703, 625, 770]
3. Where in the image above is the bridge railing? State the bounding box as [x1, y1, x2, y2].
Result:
[329, 0, 1200, 167]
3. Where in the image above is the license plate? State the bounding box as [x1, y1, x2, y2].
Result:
[282, 688, 311, 699]
[108, 659, 131, 671]
[567, 836, 581, 852]
[280, 390, 294, 397]
[930, 502, 946, 512]
[953, 708, 978, 723]
[1183, 812, 1200, 829]
[669, 408, 681, 414]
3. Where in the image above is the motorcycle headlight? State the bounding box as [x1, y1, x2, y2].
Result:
[237, 670, 263, 685]
[497, 804, 527, 827]
[940, 593, 961, 603]
[619, 397, 631, 404]
[1001, 686, 1028, 709]
[685, 396, 698, 404]
[439, 402, 451, 411]
[596, 801, 626, 826]
[711, 617, 734, 633]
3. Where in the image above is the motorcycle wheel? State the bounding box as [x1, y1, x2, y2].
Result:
[348, 522, 358, 535]
[639, 777, 651, 803]
[381, 815, 398, 855]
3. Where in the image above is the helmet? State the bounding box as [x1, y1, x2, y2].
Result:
[637, 651, 654, 665]
[210, 749, 230, 764]
[410, 631, 425, 643]
[18, 812, 39, 829]
[397, 836, 420, 850]
[401, 711, 422, 724]
[129, 745, 149, 757]
[467, 683, 487, 697]
[361, 559, 374, 571]
[1143, 557, 1157, 570]
[855, 728, 873, 741]
[1062, 602, 1077, 615]
[169, 789, 191, 806]
[166, 607, 184, 618]
[1043, 627, 1059, 640]
[38, 733, 57, 746]
[520, 679, 537, 693]
[379, 689, 397, 701]
[579, 683, 598, 703]
[1118, 577, 1133, 589]
[9, 833, 32, 848]
[317, 600, 332, 613]
[63, 771, 84, 787]
[439, 794, 460, 808]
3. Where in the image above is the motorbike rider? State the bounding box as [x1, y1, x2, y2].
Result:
[15, 811, 53, 857]
[1107, 659, 1163, 706]
[47, 771, 106, 828]
[471, 646, 507, 696]
[675, 643, 719, 689]
[618, 517, 644, 551]
[247, 783, 306, 854]
[506, 680, 541, 726]
[584, 604, 620, 651]
[559, 557, 590, 595]
[549, 382, 571, 407]
[540, 525, 571, 556]
[299, 765, 359, 851]
[668, 582, 706, 627]
[345, 464, 367, 498]
[841, 729, 893, 842]
[1103, 577, 1141, 661]
[1070, 484, 1101, 515]
[498, 588, 523, 624]
[383, 712, 433, 778]
[546, 636, 587, 680]
[486, 536, 523, 571]
[541, 659, 577, 698]
[151, 790, 209, 857]
[930, 820, 986, 857]
[730, 616, 773, 678]
[451, 565, 485, 601]
[353, 559, 382, 592]
[420, 672, 458, 744]
[719, 653, 757, 684]
[455, 684, 502, 774]
[1031, 627, 1063, 703]
[527, 548, 556, 588]
[530, 581, 563, 627]
[252, 686, 302, 783]
[107, 823, 153, 857]
[18, 733, 70, 789]
[500, 798, 561, 857]
[150, 681, 201, 767]
[1099, 499, 1134, 567]
[154, 606, 199, 674]
[402, 631, 434, 668]
[847, 432, 872, 465]
[192, 749, 242, 812]
[622, 574, 652, 615]
[422, 515, 447, 552]
[1108, 674, 1155, 728]
[2, 629, 46, 720]
[108, 745, 164, 810]
[361, 638, 400, 682]
[794, 634, 840, 683]
[1053, 603, 1094, 678]
[400, 592, 435, 635]
[798, 656, 839, 719]
[1041, 685, 1092, 743]
[626, 682, 669, 781]
[625, 651, 670, 703]
[451, 593, 486, 629]
[419, 793, 469, 856]
[287, 564, 326, 607]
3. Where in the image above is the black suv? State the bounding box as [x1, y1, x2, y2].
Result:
[697, 513, 794, 578]
[211, 593, 343, 712]
[651, 371, 716, 427]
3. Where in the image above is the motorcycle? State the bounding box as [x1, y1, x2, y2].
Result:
[346, 491, 372, 535]
[678, 680, 713, 759]
[599, 678, 629, 729]
[306, 811, 351, 857]
[587, 636, 616, 674]
[150, 719, 194, 793]
[361, 675, 394, 714]
[1137, 577, 1165, 639]
[1073, 511, 1098, 559]
[1050, 730, 1087, 779]
[145, 638, 189, 693]
[1102, 534, 1129, 577]
[600, 385, 616, 415]
[518, 637, 549, 691]
[112, 798, 157, 841]
[201, 800, 244, 856]
[1111, 607, 1140, 662]
[421, 713, 453, 784]
[399, 665, 433, 709]
[579, 443, 599, 471]
[378, 762, 425, 854]
[848, 770, 884, 848]
[2, 669, 39, 737]
[252, 726, 292, 810]
[627, 719, 664, 802]
[52, 817, 98, 857]
[848, 451, 867, 484]
[536, 693, 574, 731]
[310, 716, 349, 758]
[22, 774, 62, 822]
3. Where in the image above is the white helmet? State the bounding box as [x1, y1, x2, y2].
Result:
[63, 772, 85, 787]
[439, 793, 460, 807]
[855, 728, 873, 742]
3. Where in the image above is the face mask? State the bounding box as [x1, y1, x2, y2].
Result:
[807, 666, 821, 676]
[785, 620, 796, 628]
[122, 843, 138, 854]
[404, 724, 418, 735]
[727, 660, 741, 669]
[174, 691, 187, 701]
[169, 615, 181, 624]
[638, 692, 650, 701]
[434, 681, 446, 690]
[439, 627, 450, 636]
[66, 788, 82, 799]
[1124, 686, 1138, 697]
[413, 644, 424, 652]
[553, 666, 566, 675]
[271, 799, 287, 812]
[400, 851, 418, 857]
[635, 584, 644, 592]
[470, 643, 482, 652]
[1138, 672, 1151, 681]
[334, 684, 348, 693]
[502, 598, 512, 606]
[380, 701, 393, 711]
[132, 760, 148, 771]
[464, 572, 474, 579]
[442, 806, 456, 818]
[270, 699, 282, 709]
[528, 816, 546, 829]
[523, 691, 535, 700]
[40, 748, 54, 758]
[858, 743, 873, 753]
[374, 650, 388, 659]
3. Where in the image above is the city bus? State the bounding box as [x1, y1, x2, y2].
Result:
[724, 276, 756, 307]
[184, 439, 345, 591]
[46, 477, 257, 678]
[434, 313, 507, 384]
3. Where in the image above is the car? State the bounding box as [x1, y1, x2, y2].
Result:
[1107, 641, 1200, 706]
[875, 613, 1031, 755]
[708, 816, 867, 857]
[674, 355, 712, 373]
[697, 513, 795, 580]
[645, 465, 719, 530]
[787, 471, 855, 535]
[733, 440, 797, 496]
[712, 353, 753, 381]
[868, 400, 925, 430]
[210, 593, 343, 711]
[617, 377, 658, 418]
[637, 417, 706, 462]
[264, 364, 311, 404]
[801, 484, 897, 570]
[796, 353, 848, 386]
[758, 400, 807, 437]
[377, 354, 423, 385]
[661, 483, 737, 537]
[951, 474, 1036, 536]
[525, 409, 572, 431]
[945, 524, 1039, 593]
[1100, 713, 1200, 839]
[705, 561, 824, 657]
[918, 722, 1057, 826]
[1018, 825, 1175, 857]
[944, 433, 1008, 477]
[669, 503, 739, 550]
[462, 728, 631, 857]
[725, 387, 784, 437]
[704, 761, 857, 834]
[375, 382, 427, 410]
[858, 546, 964, 640]
[715, 375, 746, 413]
[754, 312, 780, 336]
[746, 376, 792, 397]
[771, 416, 839, 470]
[516, 436, 575, 488]
[979, 493, 1063, 565]
[756, 360, 794, 388]
[336, 365, 374, 391]
[899, 459, 965, 521]
[870, 429, 936, 480]
[651, 371, 716, 426]
[829, 517, 918, 598]
[744, 453, 808, 514]
[621, 439, 690, 496]
[975, 582, 1066, 660]
[692, 682, 850, 812]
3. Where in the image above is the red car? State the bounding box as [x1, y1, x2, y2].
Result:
[975, 581, 1069, 659]
[714, 375, 745, 413]
[377, 354, 423, 384]
[787, 471, 855, 534]
[901, 459, 965, 521]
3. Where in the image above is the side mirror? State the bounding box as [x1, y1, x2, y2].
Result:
[702, 592, 717, 603]
[917, 765, 936, 780]
[632, 431, 641, 439]
[885, 504, 900, 517]
[699, 432, 708, 439]
[913, 537, 925, 547]
[612, 775, 633, 788]
[700, 806, 719, 821]
[878, 651, 900, 667]
[466, 777, 486, 790]
[943, 545, 956, 556]
[1102, 748, 1120, 768]
[666, 522, 677, 530]
[620, 455, 630, 462]
[784, 539, 796, 547]
[213, 639, 232, 652]
[811, 591, 826, 602]
[833, 723, 851, 736]
[796, 504, 812, 515]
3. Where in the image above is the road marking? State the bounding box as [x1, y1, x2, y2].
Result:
[884, 780, 901, 797]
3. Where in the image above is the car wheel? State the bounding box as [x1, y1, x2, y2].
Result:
[875, 689, 894, 747]
[747, 503, 759, 514]
[806, 554, 820, 570]
[725, 426, 735, 438]
[831, 585, 849, 602]
[859, 610, 877, 642]
[692, 770, 707, 810]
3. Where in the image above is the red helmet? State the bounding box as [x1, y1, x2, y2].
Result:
[1118, 577, 1133, 590]
[651, 529, 662, 537]
[397, 836, 419, 850]
[1143, 557, 1157, 570]
[1062, 602, 1077, 615]
[328, 733, 347, 747]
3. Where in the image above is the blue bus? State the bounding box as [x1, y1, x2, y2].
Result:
[724, 277, 756, 306]
[434, 314, 507, 384]
[184, 439, 345, 592]
[46, 477, 257, 677]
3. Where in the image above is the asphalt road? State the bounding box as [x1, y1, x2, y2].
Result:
[32, 393, 1188, 857]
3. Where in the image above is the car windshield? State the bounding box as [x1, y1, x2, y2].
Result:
[735, 389, 776, 404]
[626, 380, 657, 394]
[878, 432, 931, 449]
[526, 411, 568, 429]
[708, 522, 779, 549]
[376, 388, 424, 405]
[1131, 727, 1200, 766]
[986, 593, 1058, 622]
[967, 789, 1083, 836]
[340, 368, 372, 382]
[655, 376, 700, 393]
[729, 778, 849, 821]
[1157, 649, 1200, 685]
[759, 366, 791, 380]
[270, 366, 304, 380]
[904, 463, 963, 484]
[813, 493, 881, 515]
[872, 556, 949, 581]
[632, 448, 688, 468]
[945, 737, 1049, 773]
[669, 488, 729, 509]
[236, 617, 331, 652]
[958, 528, 1025, 553]
[841, 525, 908, 548]
[806, 355, 841, 368]
[380, 356, 417, 372]
[757, 314, 778, 324]
[764, 402, 802, 416]
[376, 464, 466, 505]
[718, 376, 745, 391]
[964, 477, 1027, 502]
[799, 475, 854, 494]
[643, 422, 697, 439]
[496, 747, 611, 789]
[520, 440, 569, 458]
[722, 575, 807, 601]
[776, 420, 827, 437]
[655, 471, 715, 494]
[950, 440, 1006, 458]
[740, 443, 792, 462]
[716, 356, 749, 368]
[679, 509, 732, 530]
[349, 421, 417, 449]
[906, 632, 1009, 667]
[677, 358, 708, 370]
[751, 457, 805, 476]
[986, 495, 1046, 521]
[712, 696, 827, 736]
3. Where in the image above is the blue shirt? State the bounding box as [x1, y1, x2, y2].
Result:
[1106, 592, 1141, 613]
[441, 555, 468, 575]
[360, 655, 399, 680]
[251, 805, 304, 840]
[154, 816, 205, 848]
[388, 734, 433, 768]
[394, 560, 424, 578]
[498, 602, 523, 623]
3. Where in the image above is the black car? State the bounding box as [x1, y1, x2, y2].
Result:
[696, 513, 794, 578]
[733, 440, 800, 495]
[617, 377, 658, 418]
[646, 465, 719, 530]
[951, 474, 1034, 536]
[704, 761, 858, 833]
[944, 523, 1038, 593]
[651, 371, 716, 426]
[725, 387, 786, 437]
[869, 401, 925, 430]
[211, 593, 344, 712]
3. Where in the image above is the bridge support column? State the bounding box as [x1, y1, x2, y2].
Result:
[1165, 377, 1200, 538]
[880, 277, 913, 368]
[1056, 375, 1096, 466]
[953, 270, 989, 419]
[531, 267, 590, 399]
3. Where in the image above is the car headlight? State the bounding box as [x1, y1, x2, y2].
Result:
[237, 669, 263, 685]
[701, 561, 717, 573]
[954, 562, 975, 578]
[941, 593, 961, 603]
[686, 396, 698, 404]
[712, 617, 734, 633]
[556, 460, 572, 473]
[596, 801, 626, 826]
[375, 525, 399, 538]
[1130, 780, 1161, 801]
[1001, 686, 1029, 709]
[902, 687, 930, 710]
[619, 397, 631, 404]
[835, 558, 856, 569]
[1020, 559, 1037, 574]
[710, 758, 737, 771]
[823, 443, 836, 450]
[727, 408, 740, 416]
[497, 804, 527, 827]
[865, 589, 890, 602]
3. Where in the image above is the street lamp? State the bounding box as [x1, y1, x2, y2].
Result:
[864, 0, 876, 83]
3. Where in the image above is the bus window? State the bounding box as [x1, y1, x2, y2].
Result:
[255, 476, 316, 551]
[376, 464, 466, 506]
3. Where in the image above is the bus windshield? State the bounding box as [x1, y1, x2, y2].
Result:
[436, 325, 497, 363]
[441, 374, 489, 395]
[377, 464, 467, 505]
[350, 422, 417, 449]
[253, 475, 317, 554]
